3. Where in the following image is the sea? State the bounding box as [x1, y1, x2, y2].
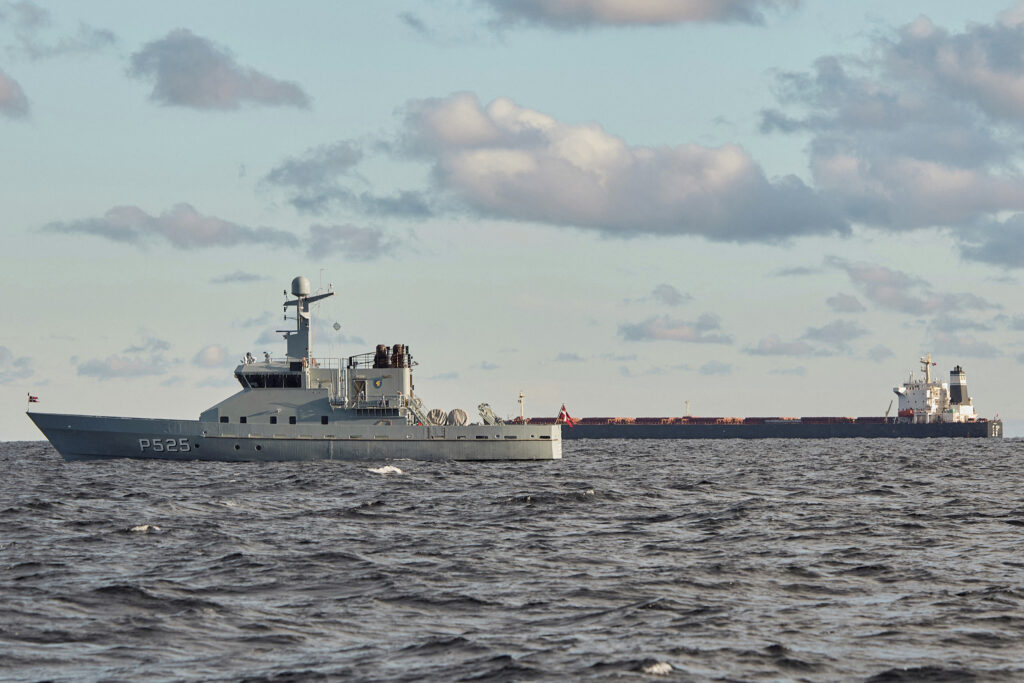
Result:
[2, 438, 1023, 682]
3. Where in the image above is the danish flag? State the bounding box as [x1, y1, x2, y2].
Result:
[27, 394, 39, 403]
[557, 404, 576, 428]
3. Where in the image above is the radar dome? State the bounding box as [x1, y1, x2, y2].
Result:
[291, 276, 311, 297]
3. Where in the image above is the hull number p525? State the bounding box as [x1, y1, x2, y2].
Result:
[139, 438, 191, 453]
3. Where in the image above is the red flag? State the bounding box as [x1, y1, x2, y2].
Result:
[27, 394, 39, 403]
[557, 404, 576, 428]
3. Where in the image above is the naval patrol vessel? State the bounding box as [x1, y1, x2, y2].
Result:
[28, 277, 561, 462]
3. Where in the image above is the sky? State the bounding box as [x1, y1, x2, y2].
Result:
[4, 0, 1024, 439]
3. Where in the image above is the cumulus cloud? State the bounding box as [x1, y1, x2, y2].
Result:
[958, 215, 1024, 268]
[265, 141, 363, 190]
[762, 9, 1024, 266]
[867, 344, 895, 362]
[828, 257, 997, 315]
[699, 360, 732, 375]
[0, 345, 33, 383]
[0, 1, 115, 60]
[774, 266, 820, 277]
[263, 141, 433, 217]
[801, 319, 868, 350]
[481, 0, 799, 27]
[931, 332, 1001, 358]
[0, 68, 29, 118]
[928, 315, 992, 333]
[402, 92, 846, 241]
[77, 356, 167, 378]
[192, 344, 229, 368]
[619, 313, 733, 343]
[307, 224, 397, 261]
[129, 28, 310, 110]
[123, 336, 171, 354]
[76, 334, 173, 378]
[826, 292, 865, 313]
[651, 283, 692, 306]
[43, 203, 300, 249]
[744, 335, 821, 357]
[769, 366, 806, 375]
[746, 319, 870, 356]
[211, 271, 270, 284]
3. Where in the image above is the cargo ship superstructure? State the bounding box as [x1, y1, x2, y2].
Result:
[28, 277, 561, 461]
[533, 355, 1001, 439]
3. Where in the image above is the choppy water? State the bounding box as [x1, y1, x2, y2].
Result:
[3, 439, 1024, 682]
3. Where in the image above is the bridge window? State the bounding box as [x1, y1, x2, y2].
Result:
[289, 416, 297, 425]
[269, 416, 277, 424]
[239, 416, 247, 424]
[220, 416, 228, 423]
[236, 372, 303, 389]
[321, 416, 329, 425]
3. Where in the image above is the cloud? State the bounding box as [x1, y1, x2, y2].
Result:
[290, 187, 433, 218]
[480, 0, 799, 28]
[480, 361, 499, 370]
[931, 332, 1001, 358]
[429, 371, 460, 381]
[42, 203, 300, 249]
[801, 319, 868, 349]
[123, 336, 170, 354]
[601, 352, 637, 361]
[747, 319, 866, 357]
[401, 92, 846, 241]
[761, 9, 1024, 263]
[399, 11, 432, 37]
[958, 215, 1024, 268]
[193, 344, 229, 367]
[263, 140, 434, 217]
[828, 257, 997, 315]
[0, 345, 33, 383]
[211, 271, 270, 284]
[651, 283, 692, 306]
[769, 366, 806, 375]
[774, 266, 820, 277]
[0, 68, 29, 118]
[699, 360, 732, 375]
[0, 1, 116, 60]
[77, 356, 167, 378]
[265, 141, 363, 190]
[128, 28, 310, 110]
[307, 224, 397, 261]
[555, 352, 585, 362]
[867, 345, 895, 362]
[77, 334, 172, 378]
[744, 334, 821, 356]
[826, 293, 865, 313]
[928, 315, 992, 333]
[619, 313, 733, 343]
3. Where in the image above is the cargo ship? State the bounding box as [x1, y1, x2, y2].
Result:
[526, 356, 1002, 439]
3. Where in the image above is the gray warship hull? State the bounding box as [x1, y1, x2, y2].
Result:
[28, 412, 561, 462]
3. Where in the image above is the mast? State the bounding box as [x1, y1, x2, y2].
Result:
[919, 353, 933, 384]
[281, 276, 334, 361]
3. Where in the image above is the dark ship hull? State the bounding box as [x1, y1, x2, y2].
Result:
[542, 418, 1002, 440]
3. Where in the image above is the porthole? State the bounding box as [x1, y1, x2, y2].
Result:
[234, 444, 240, 450]
[255, 445, 262, 451]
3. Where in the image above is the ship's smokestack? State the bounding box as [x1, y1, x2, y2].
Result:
[949, 365, 969, 405]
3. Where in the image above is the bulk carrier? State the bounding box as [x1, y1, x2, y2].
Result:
[528, 355, 1001, 439]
